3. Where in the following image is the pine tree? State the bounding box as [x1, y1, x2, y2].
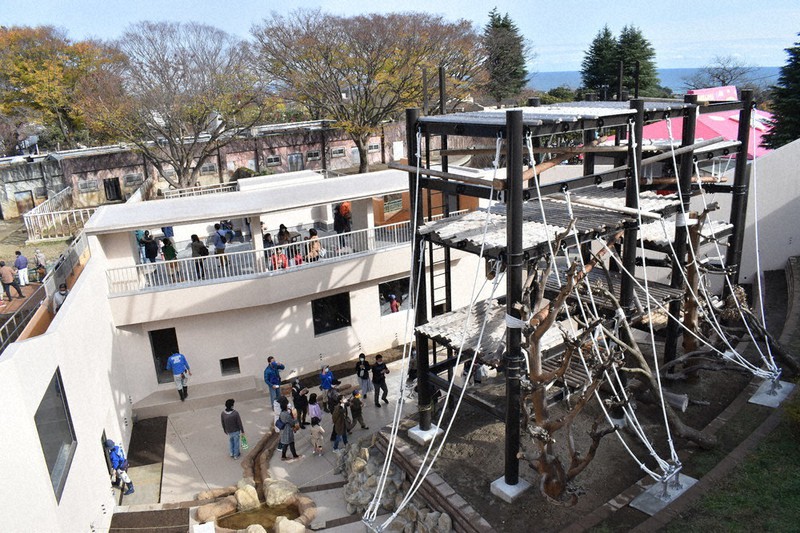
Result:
[616, 25, 660, 96]
[581, 26, 618, 97]
[482, 9, 528, 106]
[764, 35, 800, 149]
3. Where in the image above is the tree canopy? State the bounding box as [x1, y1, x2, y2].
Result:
[252, 9, 484, 173]
[764, 35, 800, 149]
[581, 26, 617, 96]
[581, 25, 662, 98]
[682, 55, 757, 90]
[78, 21, 269, 188]
[482, 9, 529, 106]
[0, 26, 118, 154]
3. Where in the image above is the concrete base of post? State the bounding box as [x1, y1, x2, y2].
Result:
[407, 424, 443, 445]
[490, 476, 532, 503]
[630, 475, 698, 516]
[749, 379, 795, 408]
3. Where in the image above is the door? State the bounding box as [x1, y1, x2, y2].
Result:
[14, 191, 35, 215]
[287, 152, 304, 172]
[103, 177, 122, 202]
[149, 328, 179, 384]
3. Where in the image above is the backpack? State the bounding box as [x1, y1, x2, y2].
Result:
[198, 244, 209, 256]
[276, 418, 286, 430]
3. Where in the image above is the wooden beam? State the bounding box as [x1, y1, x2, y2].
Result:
[388, 161, 504, 189]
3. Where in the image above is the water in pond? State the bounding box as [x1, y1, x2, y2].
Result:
[217, 503, 300, 529]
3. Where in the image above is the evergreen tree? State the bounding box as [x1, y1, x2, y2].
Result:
[581, 26, 618, 97]
[764, 35, 800, 149]
[482, 9, 528, 106]
[616, 25, 660, 96]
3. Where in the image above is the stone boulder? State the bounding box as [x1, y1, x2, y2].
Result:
[274, 516, 307, 533]
[237, 477, 256, 489]
[196, 485, 236, 500]
[235, 484, 260, 512]
[263, 479, 299, 507]
[245, 525, 268, 533]
[195, 495, 236, 523]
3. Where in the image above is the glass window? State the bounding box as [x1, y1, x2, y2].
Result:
[331, 147, 346, 158]
[312, 292, 351, 335]
[265, 155, 281, 167]
[368, 143, 380, 153]
[35, 369, 77, 502]
[307, 150, 321, 161]
[379, 278, 410, 316]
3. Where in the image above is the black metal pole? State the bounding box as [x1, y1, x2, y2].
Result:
[504, 109, 524, 485]
[616, 61, 625, 146]
[407, 108, 432, 431]
[664, 95, 698, 364]
[620, 99, 644, 308]
[725, 89, 754, 287]
[634, 60, 640, 99]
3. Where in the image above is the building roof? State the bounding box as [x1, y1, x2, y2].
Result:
[84, 169, 410, 235]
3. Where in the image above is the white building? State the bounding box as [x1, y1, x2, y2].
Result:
[0, 168, 496, 532]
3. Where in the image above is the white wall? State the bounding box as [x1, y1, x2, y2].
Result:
[0, 260, 129, 533]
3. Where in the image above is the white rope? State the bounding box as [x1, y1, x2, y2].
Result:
[630, 119, 680, 463]
[379, 142, 505, 530]
[663, 118, 779, 380]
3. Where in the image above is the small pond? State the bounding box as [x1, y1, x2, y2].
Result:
[217, 503, 300, 530]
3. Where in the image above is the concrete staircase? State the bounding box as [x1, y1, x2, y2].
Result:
[132, 375, 265, 420]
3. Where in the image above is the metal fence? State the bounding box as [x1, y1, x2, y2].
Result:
[162, 183, 238, 199]
[22, 187, 97, 242]
[106, 221, 413, 295]
[0, 231, 90, 354]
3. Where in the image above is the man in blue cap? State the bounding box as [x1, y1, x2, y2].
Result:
[263, 356, 285, 406]
[105, 439, 134, 495]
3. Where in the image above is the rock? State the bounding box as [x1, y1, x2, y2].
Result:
[436, 512, 453, 532]
[235, 485, 260, 512]
[386, 516, 410, 531]
[359, 447, 369, 461]
[195, 495, 236, 523]
[197, 486, 236, 500]
[355, 489, 374, 507]
[274, 516, 306, 533]
[346, 503, 356, 514]
[245, 525, 268, 533]
[364, 475, 378, 488]
[237, 477, 256, 489]
[264, 479, 299, 506]
[352, 457, 367, 473]
[425, 511, 441, 528]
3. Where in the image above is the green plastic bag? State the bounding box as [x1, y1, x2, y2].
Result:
[240, 434, 249, 450]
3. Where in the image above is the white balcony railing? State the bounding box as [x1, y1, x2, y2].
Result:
[23, 187, 97, 242]
[106, 221, 414, 295]
[162, 183, 238, 199]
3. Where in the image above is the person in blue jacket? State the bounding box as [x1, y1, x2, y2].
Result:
[263, 356, 286, 406]
[320, 365, 335, 391]
[166, 351, 192, 402]
[105, 439, 134, 495]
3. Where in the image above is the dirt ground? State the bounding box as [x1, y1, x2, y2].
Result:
[409, 272, 789, 532]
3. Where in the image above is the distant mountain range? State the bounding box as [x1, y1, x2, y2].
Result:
[529, 67, 782, 93]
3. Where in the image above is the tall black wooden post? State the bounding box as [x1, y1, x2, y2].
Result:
[406, 108, 432, 431]
[620, 99, 644, 308]
[665, 95, 698, 363]
[725, 89, 755, 288]
[504, 109, 524, 484]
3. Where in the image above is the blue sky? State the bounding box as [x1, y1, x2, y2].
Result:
[1, 0, 797, 72]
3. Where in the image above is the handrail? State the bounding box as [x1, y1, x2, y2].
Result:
[162, 183, 238, 199]
[25, 186, 72, 217]
[23, 206, 97, 242]
[106, 221, 413, 295]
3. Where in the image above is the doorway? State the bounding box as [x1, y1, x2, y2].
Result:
[287, 152, 304, 172]
[104, 177, 122, 202]
[14, 190, 34, 215]
[149, 328, 179, 384]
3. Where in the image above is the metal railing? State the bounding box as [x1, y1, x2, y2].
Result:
[162, 182, 238, 199]
[106, 221, 413, 295]
[0, 231, 90, 354]
[23, 186, 98, 242]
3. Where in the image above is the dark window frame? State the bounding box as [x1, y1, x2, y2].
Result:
[35, 368, 77, 503]
[312, 292, 352, 335]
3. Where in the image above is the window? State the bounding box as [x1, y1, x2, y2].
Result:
[200, 162, 217, 175]
[265, 155, 281, 167]
[35, 369, 77, 502]
[368, 143, 380, 153]
[220, 357, 241, 376]
[312, 292, 351, 335]
[383, 193, 403, 215]
[379, 278, 410, 316]
[149, 328, 179, 384]
[331, 147, 346, 158]
[77, 179, 99, 193]
[123, 173, 144, 187]
[306, 150, 321, 161]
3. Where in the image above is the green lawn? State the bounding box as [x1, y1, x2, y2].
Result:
[666, 396, 800, 533]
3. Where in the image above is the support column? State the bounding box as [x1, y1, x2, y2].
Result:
[491, 109, 530, 502]
[725, 89, 754, 288]
[664, 95, 698, 364]
[406, 108, 432, 434]
[620, 99, 644, 308]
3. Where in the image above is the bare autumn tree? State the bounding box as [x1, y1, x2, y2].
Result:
[683, 55, 757, 90]
[77, 21, 269, 189]
[252, 10, 484, 173]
